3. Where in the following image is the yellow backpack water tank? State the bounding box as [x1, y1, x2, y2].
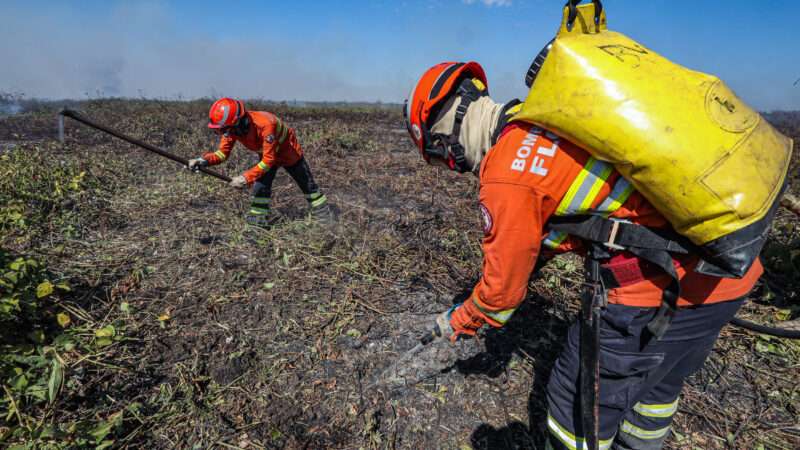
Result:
[514, 2, 792, 277]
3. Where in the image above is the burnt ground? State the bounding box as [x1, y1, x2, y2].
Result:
[1, 100, 799, 448]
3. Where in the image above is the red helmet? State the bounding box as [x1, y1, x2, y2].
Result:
[208, 98, 246, 134]
[403, 62, 487, 172]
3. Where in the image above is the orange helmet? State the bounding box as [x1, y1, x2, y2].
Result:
[208, 98, 247, 135]
[403, 62, 487, 172]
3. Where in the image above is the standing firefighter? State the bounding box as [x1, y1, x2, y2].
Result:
[188, 98, 332, 225]
[403, 61, 773, 449]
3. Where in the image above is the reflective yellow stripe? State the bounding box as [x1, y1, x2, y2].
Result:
[471, 296, 517, 325]
[633, 398, 679, 418]
[542, 230, 568, 249]
[556, 157, 613, 216]
[278, 120, 288, 144]
[249, 207, 270, 215]
[214, 150, 227, 161]
[309, 194, 327, 207]
[619, 420, 670, 440]
[577, 162, 614, 213]
[257, 161, 270, 171]
[543, 157, 631, 249]
[556, 176, 584, 217]
[252, 197, 271, 205]
[595, 178, 635, 218]
[272, 120, 282, 143]
[547, 413, 614, 450]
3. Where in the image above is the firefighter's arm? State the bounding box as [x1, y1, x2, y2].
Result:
[243, 131, 278, 183]
[200, 136, 235, 166]
[449, 182, 550, 337]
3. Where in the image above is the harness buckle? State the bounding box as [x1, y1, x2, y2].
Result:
[604, 220, 625, 251]
[455, 103, 469, 121]
[581, 281, 607, 313]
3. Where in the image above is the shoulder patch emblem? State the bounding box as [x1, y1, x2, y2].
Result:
[478, 203, 493, 236]
[266, 134, 275, 143]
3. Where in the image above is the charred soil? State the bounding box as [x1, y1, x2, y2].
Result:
[1, 100, 799, 448]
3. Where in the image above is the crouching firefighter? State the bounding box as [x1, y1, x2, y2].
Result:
[188, 98, 333, 225]
[403, 60, 787, 449]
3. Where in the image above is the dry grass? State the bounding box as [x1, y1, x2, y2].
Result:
[0, 100, 798, 448]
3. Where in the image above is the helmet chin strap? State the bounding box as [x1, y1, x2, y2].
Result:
[222, 115, 250, 138]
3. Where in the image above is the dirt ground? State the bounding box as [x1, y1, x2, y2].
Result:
[1, 101, 799, 448]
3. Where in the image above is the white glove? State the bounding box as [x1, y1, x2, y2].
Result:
[229, 175, 248, 189]
[187, 158, 208, 173]
[436, 309, 456, 341]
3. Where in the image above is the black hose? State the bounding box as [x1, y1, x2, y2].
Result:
[729, 317, 800, 339]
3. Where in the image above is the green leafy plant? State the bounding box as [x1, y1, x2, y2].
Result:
[1, 248, 67, 440]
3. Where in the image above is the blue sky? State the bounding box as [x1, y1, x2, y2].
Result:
[1, 0, 798, 110]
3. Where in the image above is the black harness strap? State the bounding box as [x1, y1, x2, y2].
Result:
[491, 99, 523, 147]
[548, 215, 696, 254]
[442, 78, 489, 173]
[580, 246, 605, 450]
[547, 215, 697, 339]
[443, 101, 470, 171]
[566, 0, 603, 31]
[624, 247, 681, 339]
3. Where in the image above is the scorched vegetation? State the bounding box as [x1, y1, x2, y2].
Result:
[1, 100, 799, 448]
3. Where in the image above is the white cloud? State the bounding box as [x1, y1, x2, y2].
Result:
[462, 0, 512, 7]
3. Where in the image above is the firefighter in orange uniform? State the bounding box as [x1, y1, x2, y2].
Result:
[188, 98, 332, 225]
[403, 62, 761, 449]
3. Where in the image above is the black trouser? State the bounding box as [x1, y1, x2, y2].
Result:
[546, 296, 747, 450]
[249, 157, 325, 216]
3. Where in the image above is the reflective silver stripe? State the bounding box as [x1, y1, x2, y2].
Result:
[472, 296, 517, 325]
[547, 413, 614, 450]
[557, 157, 614, 216]
[257, 161, 270, 171]
[213, 150, 227, 161]
[216, 104, 230, 126]
[304, 190, 323, 199]
[310, 195, 327, 207]
[593, 177, 635, 218]
[619, 420, 670, 440]
[405, 74, 423, 132]
[542, 230, 568, 249]
[252, 197, 271, 205]
[249, 207, 270, 215]
[543, 157, 628, 249]
[633, 398, 679, 418]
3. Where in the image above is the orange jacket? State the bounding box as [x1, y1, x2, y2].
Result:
[201, 111, 304, 183]
[466, 123, 762, 327]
